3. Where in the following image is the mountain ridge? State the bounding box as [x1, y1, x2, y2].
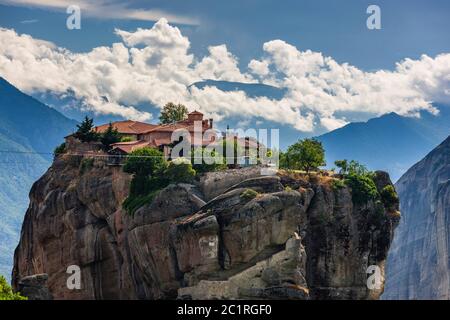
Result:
[0, 76, 76, 281]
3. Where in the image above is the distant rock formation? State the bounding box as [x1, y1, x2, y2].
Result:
[383, 137, 450, 299]
[13, 156, 398, 300]
[384, 136, 450, 299]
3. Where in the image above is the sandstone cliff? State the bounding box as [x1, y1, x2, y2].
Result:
[13, 155, 398, 300]
[384, 136, 450, 299]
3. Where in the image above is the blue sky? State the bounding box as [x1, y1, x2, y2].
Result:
[1, 0, 450, 71]
[0, 0, 449, 137]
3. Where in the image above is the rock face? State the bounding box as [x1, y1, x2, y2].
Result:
[384, 136, 450, 299]
[13, 156, 398, 300]
[17, 273, 53, 300]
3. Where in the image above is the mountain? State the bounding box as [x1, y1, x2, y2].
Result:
[316, 106, 450, 181]
[0, 77, 76, 281]
[383, 135, 450, 299]
[13, 158, 398, 299]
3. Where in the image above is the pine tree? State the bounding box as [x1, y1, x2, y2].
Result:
[101, 122, 120, 149]
[74, 116, 99, 142]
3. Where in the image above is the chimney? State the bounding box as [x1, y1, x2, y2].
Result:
[209, 118, 213, 128]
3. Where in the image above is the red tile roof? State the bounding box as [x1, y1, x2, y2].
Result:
[95, 121, 157, 135]
[188, 110, 203, 115]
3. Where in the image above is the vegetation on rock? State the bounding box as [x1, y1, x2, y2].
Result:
[380, 185, 399, 211]
[164, 157, 196, 183]
[191, 147, 227, 173]
[344, 173, 378, 205]
[0, 275, 26, 300]
[240, 188, 259, 201]
[53, 142, 66, 156]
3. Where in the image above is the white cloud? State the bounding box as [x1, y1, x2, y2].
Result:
[1, 0, 198, 25]
[0, 19, 450, 132]
[248, 59, 269, 77]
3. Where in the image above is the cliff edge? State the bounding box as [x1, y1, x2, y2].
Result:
[12, 155, 399, 300]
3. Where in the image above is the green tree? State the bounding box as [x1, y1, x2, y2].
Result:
[123, 147, 166, 177]
[100, 122, 120, 149]
[74, 116, 100, 142]
[284, 138, 326, 172]
[334, 159, 349, 175]
[159, 102, 188, 124]
[347, 160, 369, 176]
[165, 158, 196, 183]
[0, 275, 27, 300]
[122, 147, 168, 214]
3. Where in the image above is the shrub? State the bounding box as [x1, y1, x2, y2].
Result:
[53, 142, 66, 156]
[380, 185, 399, 210]
[240, 188, 259, 201]
[122, 147, 168, 215]
[123, 147, 166, 177]
[345, 174, 379, 205]
[191, 147, 227, 173]
[164, 158, 196, 183]
[0, 275, 27, 300]
[331, 178, 346, 191]
[120, 136, 134, 142]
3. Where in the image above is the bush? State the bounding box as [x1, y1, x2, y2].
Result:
[191, 147, 227, 173]
[0, 275, 27, 300]
[345, 174, 379, 205]
[331, 178, 346, 191]
[240, 188, 259, 201]
[380, 185, 399, 210]
[53, 142, 66, 156]
[120, 136, 134, 142]
[123, 147, 167, 177]
[164, 158, 196, 183]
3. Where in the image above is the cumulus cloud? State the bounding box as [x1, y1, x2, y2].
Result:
[248, 59, 270, 77]
[0, 19, 449, 132]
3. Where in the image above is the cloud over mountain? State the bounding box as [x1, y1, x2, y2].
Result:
[0, 18, 449, 131]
